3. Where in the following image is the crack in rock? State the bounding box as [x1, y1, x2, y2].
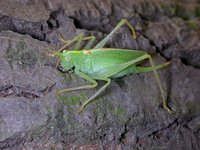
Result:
[0, 14, 46, 41]
[148, 118, 179, 139]
[0, 11, 62, 43]
[0, 134, 25, 149]
[0, 84, 55, 99]
[118, 118, 130, 144]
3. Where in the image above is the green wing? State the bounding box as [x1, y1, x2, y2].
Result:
[90, 53, 149, 78]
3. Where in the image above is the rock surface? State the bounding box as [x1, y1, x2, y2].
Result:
[0, 0, 200, 149]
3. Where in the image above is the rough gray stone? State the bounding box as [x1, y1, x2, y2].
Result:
[0, 0, 200, 149]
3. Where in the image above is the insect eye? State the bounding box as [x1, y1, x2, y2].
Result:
[66, 57, 71, 61]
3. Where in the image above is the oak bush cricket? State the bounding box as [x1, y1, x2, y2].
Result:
[51, 19, 174, 114]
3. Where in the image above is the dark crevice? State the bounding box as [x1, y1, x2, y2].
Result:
[147, 116, 200, 144]
[46, 18, 58, 30]
[141, 32, 200, 69]
[139, 31, 167, 58]
[69, 16, 106, 32]
[0, 14, 47, 41]
[0, 9, 63, 43]
[68, 4, 136, 37]
[119, 118, 130, 144]
[70, 17, 82, 29]
[148, 118, 179, 139]
[47, 8, 64, 29]
[0, 133, 26, 149]
[178, 49, 200, 69]
[0, 84, 55, 99]
[144, 34, 169, 59]
[179, 57, 200, 69]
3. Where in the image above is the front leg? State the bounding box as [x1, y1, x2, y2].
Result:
[58, 69, 98, 93]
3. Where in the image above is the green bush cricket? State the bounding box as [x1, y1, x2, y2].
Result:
[52, 19, 173, 114]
